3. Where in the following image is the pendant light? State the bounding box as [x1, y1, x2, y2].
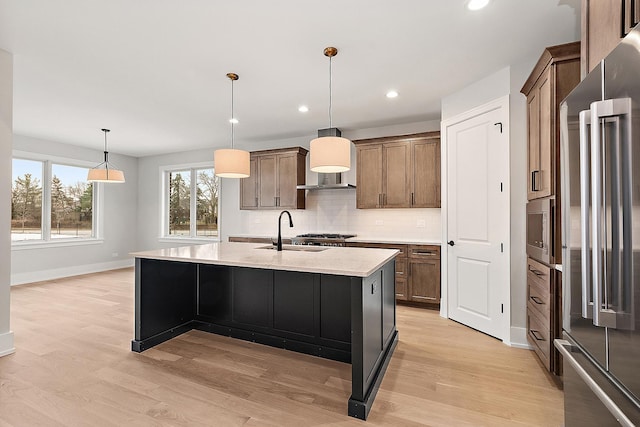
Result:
[310, 47, 351, 173]
[87, 129, 125, 183]
[214, 73, 250, 178]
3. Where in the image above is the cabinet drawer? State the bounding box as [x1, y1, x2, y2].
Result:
[528, 276, 551, 321]
[527, 302, 551, 369]
[527, 257, 551, 287]
[408, 245, 440, 259]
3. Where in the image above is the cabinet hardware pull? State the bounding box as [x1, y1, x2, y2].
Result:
[528, 266, 545, 277]
[411, 192, 414, 205]
[530, 296, 544, 305]
[255, 197, 258, 206]
[414, 251, 435, 255]
[531, 170, 540, 191]
[530, 330, 545, 341]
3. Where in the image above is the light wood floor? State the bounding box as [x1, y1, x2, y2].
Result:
[0, 268, 563, 426]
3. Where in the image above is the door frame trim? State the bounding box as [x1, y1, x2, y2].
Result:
[440, 95, 511, 344]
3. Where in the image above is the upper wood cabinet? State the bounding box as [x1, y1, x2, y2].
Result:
[521, 42, 580, 201]
[581, 0, 639, 77]
[354, 131, 440, 209]
[240, 147, 307, 210]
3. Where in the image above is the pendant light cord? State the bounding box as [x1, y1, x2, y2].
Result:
[103, 129, 109, 167]
[328, 54, 332, 129]
[231, 77, 235, 149]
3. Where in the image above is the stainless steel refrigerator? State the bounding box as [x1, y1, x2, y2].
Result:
[557, 24, 640, 426]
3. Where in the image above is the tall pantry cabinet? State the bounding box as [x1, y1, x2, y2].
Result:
[521, 41, 580, 376]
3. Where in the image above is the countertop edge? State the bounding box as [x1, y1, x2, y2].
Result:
[131, 243, 399, 278]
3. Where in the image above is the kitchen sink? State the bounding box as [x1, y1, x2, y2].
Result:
[256, 245, 328, 252]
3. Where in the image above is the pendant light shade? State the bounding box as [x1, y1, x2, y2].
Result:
[87, 129, 125, 183]
[214, 73, 250, 178]
[214, 148, 250, 178]
[310, 136, 351, 173]
[309, 47, 351, 173]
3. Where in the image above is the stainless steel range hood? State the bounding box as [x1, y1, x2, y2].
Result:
[297, 128, 356, 190]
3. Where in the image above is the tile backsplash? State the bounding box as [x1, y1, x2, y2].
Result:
[236, 189, 441, 241]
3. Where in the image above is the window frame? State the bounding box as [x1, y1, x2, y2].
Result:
[159, 161, 220, 242]
[11, 151, 102, 250]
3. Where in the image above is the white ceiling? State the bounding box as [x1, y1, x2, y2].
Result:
[0, 0, 580, 157]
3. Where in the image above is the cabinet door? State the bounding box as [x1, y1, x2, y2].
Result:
[583, 0, 623, 75]
[409, 260, 440, 303]
[537, 68, 553, 199]
[356, 144, 383, 209]
[411, 138, 440, 207]
[382, 142, 411, 208]
[527, 90, 540, 200]
[239, 157, 258, 209]
[276, 154, 298, 208]
[258, 156, 277, 208]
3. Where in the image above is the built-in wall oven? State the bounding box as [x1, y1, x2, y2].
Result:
[526, 196, 555, 265]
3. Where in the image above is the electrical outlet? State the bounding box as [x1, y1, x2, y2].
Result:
[112, 252, 119, 258]
[417, 220, 426, 228]
[375, 220, 384, 226]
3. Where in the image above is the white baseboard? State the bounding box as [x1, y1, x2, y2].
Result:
[11, 259, 134, 286]
[509, 326, 532, 349]
[0, 330, 15, 357]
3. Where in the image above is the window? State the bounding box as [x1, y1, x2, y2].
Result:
[163, 166, 219, 238]
[11, 157, 96, 244]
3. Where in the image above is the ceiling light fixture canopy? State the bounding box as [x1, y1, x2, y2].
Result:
[214, 73, 250, 178]
[309, 47, 351, 173]
[87, 129, 125, 183]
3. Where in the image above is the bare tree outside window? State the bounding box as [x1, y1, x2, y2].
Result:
[165, 167, 218, 238]
[196, 169, 218, 237]
[50, 164, 93, 238]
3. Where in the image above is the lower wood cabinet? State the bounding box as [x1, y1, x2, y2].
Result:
[346, 241, 440, 307]
[526, 256, 562, 376]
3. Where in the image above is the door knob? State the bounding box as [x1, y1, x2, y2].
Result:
[448, 240, 455, 246]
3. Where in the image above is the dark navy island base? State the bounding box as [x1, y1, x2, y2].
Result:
[131, 257, 398, 420]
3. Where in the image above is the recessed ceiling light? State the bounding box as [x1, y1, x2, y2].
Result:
[386, 90, 399, 99]
[298, 105, 309, 113]
[229, 118, 239, 124]
[467, 0, 489, 10]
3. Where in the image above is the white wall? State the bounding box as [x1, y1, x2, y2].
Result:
[0, 49, 15, 356]
[136, 120, 442, 251]
[10, 135, 138, 285]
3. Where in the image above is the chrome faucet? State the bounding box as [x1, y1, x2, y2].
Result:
[276, 210, 293, 251]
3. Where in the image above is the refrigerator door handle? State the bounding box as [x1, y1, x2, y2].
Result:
[554, 339, 635, 427]
[579, 109, 593, 319]
[590, 98, 632, 329]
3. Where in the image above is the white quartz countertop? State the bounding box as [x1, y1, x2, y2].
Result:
[131, 242, 399, 278]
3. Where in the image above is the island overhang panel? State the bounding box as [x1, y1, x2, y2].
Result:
[131, 242, 399, 420]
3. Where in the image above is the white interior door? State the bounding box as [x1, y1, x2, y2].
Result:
[444, 99, 509, 340]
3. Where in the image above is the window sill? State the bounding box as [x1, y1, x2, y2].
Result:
[11, 238, 104, 251]
[158, 237, 220, 245]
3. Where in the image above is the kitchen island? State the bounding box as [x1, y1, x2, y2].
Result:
[131, 242, 399, 420]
